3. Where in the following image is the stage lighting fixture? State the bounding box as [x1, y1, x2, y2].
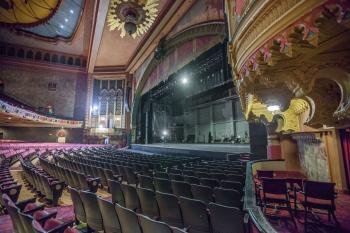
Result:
[93, 105, 98, 110]
[267, 105, 280, 112]
[181, 77, 188, 84]
[162, 130, 168, 136]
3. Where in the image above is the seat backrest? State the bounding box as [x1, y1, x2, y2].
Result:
[3, 194, 25, 233]
[97, 197, 122, 233]
[171, 180, 192, 198]
[304, 180, 336, 200]
[191, 184, 213, 205]
[137, 188, 159, 218]
[183, 175, 200, 184]
[79, 190, 103, 231]
[210, 173, 226, 181]
[68, 187, 86, 223]
[179, 196, 210, 233]
[108, 179, 125, 206]
[262, 178, 287, 195]
[226, 174, 245, 183]
[124, 166, 138, 185]
[200, 178, 220, 189]
[256, 170, 274, 179]
[138, 175, 154, 190]
[115, 203, 142, 233]
[220, 181, 243, 191]
[213, 188, 241, 208]
[154, 172, 169, 179]
[154, 178, 172, 194]
[196, 172, 210, 178]
[209, 202, 244, 233]
[121, 183, 141, 211]
[138, 214, 172, 233]
[169, 174, 184, 181]
[18, 211, 34, 233]
[155, 191, 183, 228]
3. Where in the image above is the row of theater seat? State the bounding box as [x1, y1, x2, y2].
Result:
[40, 158, 101, 192]
[53, 153, 245, 189]
[69, 186, 245, 233]
[3, 193, 77, 233]
[109, 179, 243, 217]
[0, 159, 23, 213]
[21, 159, 64, 206]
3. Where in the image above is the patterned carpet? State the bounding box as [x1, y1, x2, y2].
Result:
[266, 194, 350, 233]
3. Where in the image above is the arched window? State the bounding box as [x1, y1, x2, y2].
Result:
[115, 89, 123, 115]
[99, 89, 108, 115]
[7, 47, 15, 56]
[52, 54, 58, 63]
[67, 57, 74, 65]
[17, 49, 25, 58]
[26, 50, 33, 59]
[59, 55, 66, 64]
[0, 45, 5, 55]
[82, 59, 87, 67]
[35, 52, 42, 60]
[75, 58, 81, 66]
[0, 79, 4, 94]
[43, 53, 50, 62]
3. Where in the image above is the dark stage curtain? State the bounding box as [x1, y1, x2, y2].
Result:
[340, 128, 350, 190]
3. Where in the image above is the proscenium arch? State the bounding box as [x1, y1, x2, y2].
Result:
[131, 22, 225, 134]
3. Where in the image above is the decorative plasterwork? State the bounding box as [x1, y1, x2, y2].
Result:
[107, 0, 159, 39]
[249, 98, 309, 133]
[228, 0, 350, 128]
[0, 99, 83, 128]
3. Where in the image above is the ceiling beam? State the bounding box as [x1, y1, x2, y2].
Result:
[87, 0, 110, 74]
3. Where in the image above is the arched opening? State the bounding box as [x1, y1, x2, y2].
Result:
[52, 54, 58, 63]
[35, 52, 42, 60]
[59, 55, 66, 64]
[0, 79, 4, 94]
[43, 53, 50, 62]
[7, 47, 15, 56]
[67, 57, 74, 65]
[26, 50, 33, 59]
[75, 58, 81, 66]
[17, 49, 25, 58]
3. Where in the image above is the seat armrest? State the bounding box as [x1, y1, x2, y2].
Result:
[47, 220, 74, 233]
[113, 175, 123, 182]
[244, 213, 250, 233]
[16, 197, 37, 210]
[37, 212, 58, 225]
[23, 204, 45, 214]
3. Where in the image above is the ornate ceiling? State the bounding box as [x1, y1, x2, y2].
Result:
[0, 0, 224, 75]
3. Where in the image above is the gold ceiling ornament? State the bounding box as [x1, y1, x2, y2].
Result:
[107, 0, 159, 39]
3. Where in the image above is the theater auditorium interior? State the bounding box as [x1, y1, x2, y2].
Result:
[0, 0, 349, 233]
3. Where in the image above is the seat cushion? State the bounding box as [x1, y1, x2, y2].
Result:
[43, 218, 64, 231]
[24, 203, 41, 212]
[33, 210, 51, 220]
[64, 228, 80, 233]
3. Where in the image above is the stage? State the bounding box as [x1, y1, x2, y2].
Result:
[131, 143, 251, 160]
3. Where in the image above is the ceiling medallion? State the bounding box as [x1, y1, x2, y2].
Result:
[107, 0, 159, 39]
